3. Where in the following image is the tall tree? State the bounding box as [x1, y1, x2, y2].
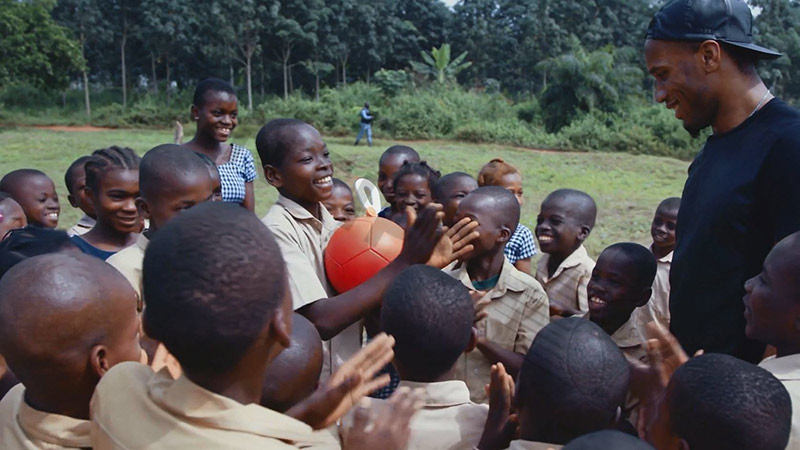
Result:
[140, 0, 197, 101]
[53, 0, 106, 118]
[269, 0, 325, 99]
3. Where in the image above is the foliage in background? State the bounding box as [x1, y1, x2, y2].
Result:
[410, 44, 472, 84]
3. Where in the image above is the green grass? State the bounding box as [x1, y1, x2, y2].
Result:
[0, 126, 690, 258]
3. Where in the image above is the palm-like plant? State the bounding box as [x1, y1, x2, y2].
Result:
[410, 44, 472, 84]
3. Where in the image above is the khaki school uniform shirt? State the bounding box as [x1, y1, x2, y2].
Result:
[634, 250, 672, 330]
[263, 195, 361, 378]
[66, 215, 95, 237]
[760, 354, 800, 449]
[106, 233, 148, 300]
[535, 245, 595, 316]
[609, 316, 648, 364]
[0, 384, 92, 449]
[447, 259, 550, 403]
[355, 380, 488, 450]
[508, 440, 563, 450]
[90, 362, 338, 449]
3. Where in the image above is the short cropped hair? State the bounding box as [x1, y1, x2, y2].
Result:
[391, 161, 441, 193]
[517, 317, 629, 443]
[139, 144, 210, 200]
[84, 146, 140, 191]
[64, 156, 92, 194]
[466, 186, 521, 231]
[657, 197, 681, 213]
[142, 202, 286, 374]
[433, 172, 476, 202]
[669, 354, 791, 450]
[563, 430, 654, 449]
[603, 243, 657, 291]
[332, 178, 351, 193]
[543, 188, 598, 229]
[0, 169, 49, 194]
[255, 118, 310, 168]
[193, 78, 237, 108]
[477, 158, 520, 187]
[379, 145, 420, 165]
[381, 265, 474, 381]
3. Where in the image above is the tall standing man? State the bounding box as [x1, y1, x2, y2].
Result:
[354, 102, 374, 147]
[644, 0, 800, 363]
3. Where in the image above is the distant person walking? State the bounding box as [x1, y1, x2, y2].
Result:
[354, 102, 374, 147]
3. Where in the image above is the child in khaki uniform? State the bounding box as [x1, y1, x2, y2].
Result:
[534, 189, 597, 317]
[91, 202, 423, 449]
[63, 156, 97, 237]
[587, 243, 656, 364]
[0, 253, 144, 450]
[446, 187, 550, 403]
[744, 231, 800, 448]
[362, 265, 489, 449]
[257, 119, 467, 378]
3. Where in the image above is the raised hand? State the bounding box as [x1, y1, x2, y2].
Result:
[427, 216, 480, 269]
[398, 204, 445, 265]
[478, 363, 518, 450]
[341, 387, 425, 450]
[287, 333, 395, 429]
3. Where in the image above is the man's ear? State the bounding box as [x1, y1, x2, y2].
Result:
[636, 287, 653, 307]
[465, 327, 478, 353]
[698, 39, 721, 73]
[264, 164, 282, 188]
[190, 104, 200, 121]
[67, 193, 79, 208]
[136, 198, 151, 220]
[90, 345, 112, 377]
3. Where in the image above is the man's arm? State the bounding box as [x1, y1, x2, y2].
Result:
[475, 339, 524, 377]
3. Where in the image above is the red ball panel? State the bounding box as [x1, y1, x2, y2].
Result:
[325, 216, 404, 293]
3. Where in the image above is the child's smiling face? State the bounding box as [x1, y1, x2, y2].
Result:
[393, 173, 431, 213]
[194, 90, 238, 143]
[0, 198, 27, 239]
[378, 154, 407, 206]
[271, 125, 334, 208]
[587, 248, 649, 325]
[17, 174, 60, 229]
[535, 198, 586, 258]
[323, 185, 356, 223]
[91, 169, 140, 234]
[498, 172, 523, 206]
[651, 206, 678, 251]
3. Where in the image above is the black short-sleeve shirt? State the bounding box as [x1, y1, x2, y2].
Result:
[670, 99, 800, 363]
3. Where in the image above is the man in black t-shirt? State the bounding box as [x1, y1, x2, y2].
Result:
[644, 0, 800, 363]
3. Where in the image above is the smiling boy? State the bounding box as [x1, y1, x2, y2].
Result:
[534, 189, 597, 317]
[0, 169, 60, 229]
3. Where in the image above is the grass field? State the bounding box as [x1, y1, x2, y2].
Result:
[0, 126, 691, 258]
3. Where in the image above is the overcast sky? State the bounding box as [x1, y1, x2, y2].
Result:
[441, 0, 458, 7]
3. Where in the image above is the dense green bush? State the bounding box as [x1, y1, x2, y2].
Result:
[1, 81, 707, 160]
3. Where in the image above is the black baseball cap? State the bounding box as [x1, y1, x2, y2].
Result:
[646, 0, 782, 60]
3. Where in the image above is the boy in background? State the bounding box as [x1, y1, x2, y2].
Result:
[433, 172, 478, 228]
[0, 193, 26, 240]
[377, 145, 420, 220]
[447, 187, 549, 403]
[64, 156, 97, 236]
[637, 198, 680, 329]
[323, 179, 357, 223]
[0, 169, 60, 229]
[534, 189, 597, 317]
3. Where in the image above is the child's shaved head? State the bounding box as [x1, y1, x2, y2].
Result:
[379, 145, 420, 166]
[0, 253, 142, 418]
[255, 118, 316, 168]
[516, 317, 629, 444]
[260, 313, 323, 412]
[464, 186, 520, 231]
[381, 265, 474, 381]
[543, 189, 597, 229]
[667, 354, 791, 450]
[139, 144, 211, 201]
[657, 197, 681, 214]
[0, 193, 26, 240]
[143, 202, 287, 374]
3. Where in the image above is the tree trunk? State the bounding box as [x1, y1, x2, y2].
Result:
[245, 49, 253, 111]
[166, 58, 171, 103]
[121, 26, 127, 108]
[62, 91, 66, 109]
[335, 61, 340, 85]
[282, 46, 291, 100]
[151, 52, 157, 93]
[315, 69, 320, 102]
[366, 65, 370, 85]
[229, 61, 234, 85]
[80, 32, 90, 120]
[288, 64, 294, 93]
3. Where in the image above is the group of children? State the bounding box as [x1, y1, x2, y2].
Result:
[0, 77, 796, 450]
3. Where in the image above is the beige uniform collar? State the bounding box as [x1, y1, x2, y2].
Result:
[539, 245, 590, 283]
[760, 354, 800, 381]
[14, 387, 92, 448]
[450, 258, 528, 299]
[649, 246, 673, 264]
[610, 316, 646, 348]
[398, 380, 473, 408]
[76, 214, 96, 229]
[148, 371, 326, 444]
[276, 195, 337, 234]
[135, 232, 149, 251]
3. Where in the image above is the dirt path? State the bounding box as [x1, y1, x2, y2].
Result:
[27, 125, 113, 132]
